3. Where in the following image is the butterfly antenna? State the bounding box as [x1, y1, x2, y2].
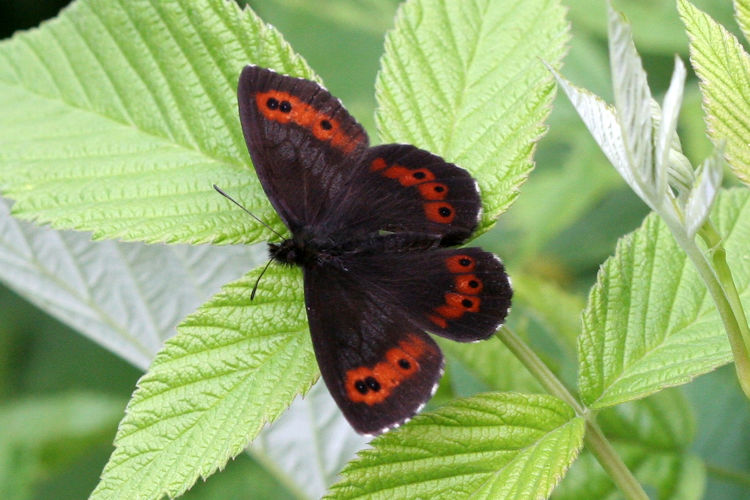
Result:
[213, 184, 284, 239]
[251, 258, 274, 300]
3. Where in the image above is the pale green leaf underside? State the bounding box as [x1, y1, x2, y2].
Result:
[579, 189, 750, 408]
[91, 265, 317, 500]
[0, 196, 264, 370]
[327, 393, 584, 500]
[0, 0, 313, 244]
[679, 0, 750, 186]
[376, 0, 569, 232]
[251, 380, 369, 500]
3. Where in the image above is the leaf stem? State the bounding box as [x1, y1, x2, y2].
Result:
[494, 326, 649, 500]
[582, 421, 649, 500]
[694, 221, 750, 397]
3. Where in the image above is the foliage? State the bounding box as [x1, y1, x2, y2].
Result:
[1, 0, 749, 499]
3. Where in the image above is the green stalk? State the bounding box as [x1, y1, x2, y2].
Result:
[495, 326, 649, 500]
[699, 221, 750, 350]
[669, 221, 750, 398]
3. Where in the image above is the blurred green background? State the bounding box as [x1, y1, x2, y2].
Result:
[1, 0, 748, 499]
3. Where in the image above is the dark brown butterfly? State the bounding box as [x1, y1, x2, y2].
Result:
[234, 65, 512, 434]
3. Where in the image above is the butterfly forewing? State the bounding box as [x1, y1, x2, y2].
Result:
[238, 66, 369, 231]
[327, 144, 482, 245]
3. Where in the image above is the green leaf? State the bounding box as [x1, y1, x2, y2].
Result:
[551, 72, 637, 200]
[375, 0, 569, 232]
[579, 189, 750, 409]
[738, 0, 750, 43]
[684, 146, 723, 238]
[0, 0, 312, 244]
[608, 4, 659, 204]
[91, 266, 318, 500]
[554, 390, 704, 500]
[327, 393, 584, 500]
[679, 0, 750, 186]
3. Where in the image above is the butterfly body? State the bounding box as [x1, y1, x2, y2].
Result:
[237, 65, 512, 434]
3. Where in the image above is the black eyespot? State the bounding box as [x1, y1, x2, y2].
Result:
[279, 100, 292, 113]
[413, 171, 426, 179]
[398, 359, 411, 370]
[355, 380, 368, 394]
[320, 119, 332, 130]
[434, 185, 445, 192]
[462, 299, 474, 308]
[266, 97, 279, 110]
[459, 258, 472, 267]
[469, 280, 479, 288]
[438, 206, 452, 217]
[365, 376, 381, 391]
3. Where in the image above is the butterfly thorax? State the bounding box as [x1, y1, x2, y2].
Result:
[269, 231, 444, 269]
[268, 225, 342, 267]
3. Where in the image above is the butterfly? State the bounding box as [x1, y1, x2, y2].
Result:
[233, 65, 512, 435]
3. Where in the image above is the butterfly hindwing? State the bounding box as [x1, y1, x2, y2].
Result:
[304, 264, 444, 435]
[238, 65, 369, 231]
[417, 248, 512, 340]
[339, 245, 512, 342]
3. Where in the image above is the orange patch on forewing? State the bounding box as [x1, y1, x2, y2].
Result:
[254, 90, 363, 153]
[445, 254, 476, 273]
[382, 165, 412, 179]
[417, 182, 448, 200]
[344, 334, 433, 406]
[455, 274, 483, 294]
[424, 202, 456, 223]
[379, 164, 436, 186]
[397, 168, 436, 187]
[371, 157, 387, 171]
